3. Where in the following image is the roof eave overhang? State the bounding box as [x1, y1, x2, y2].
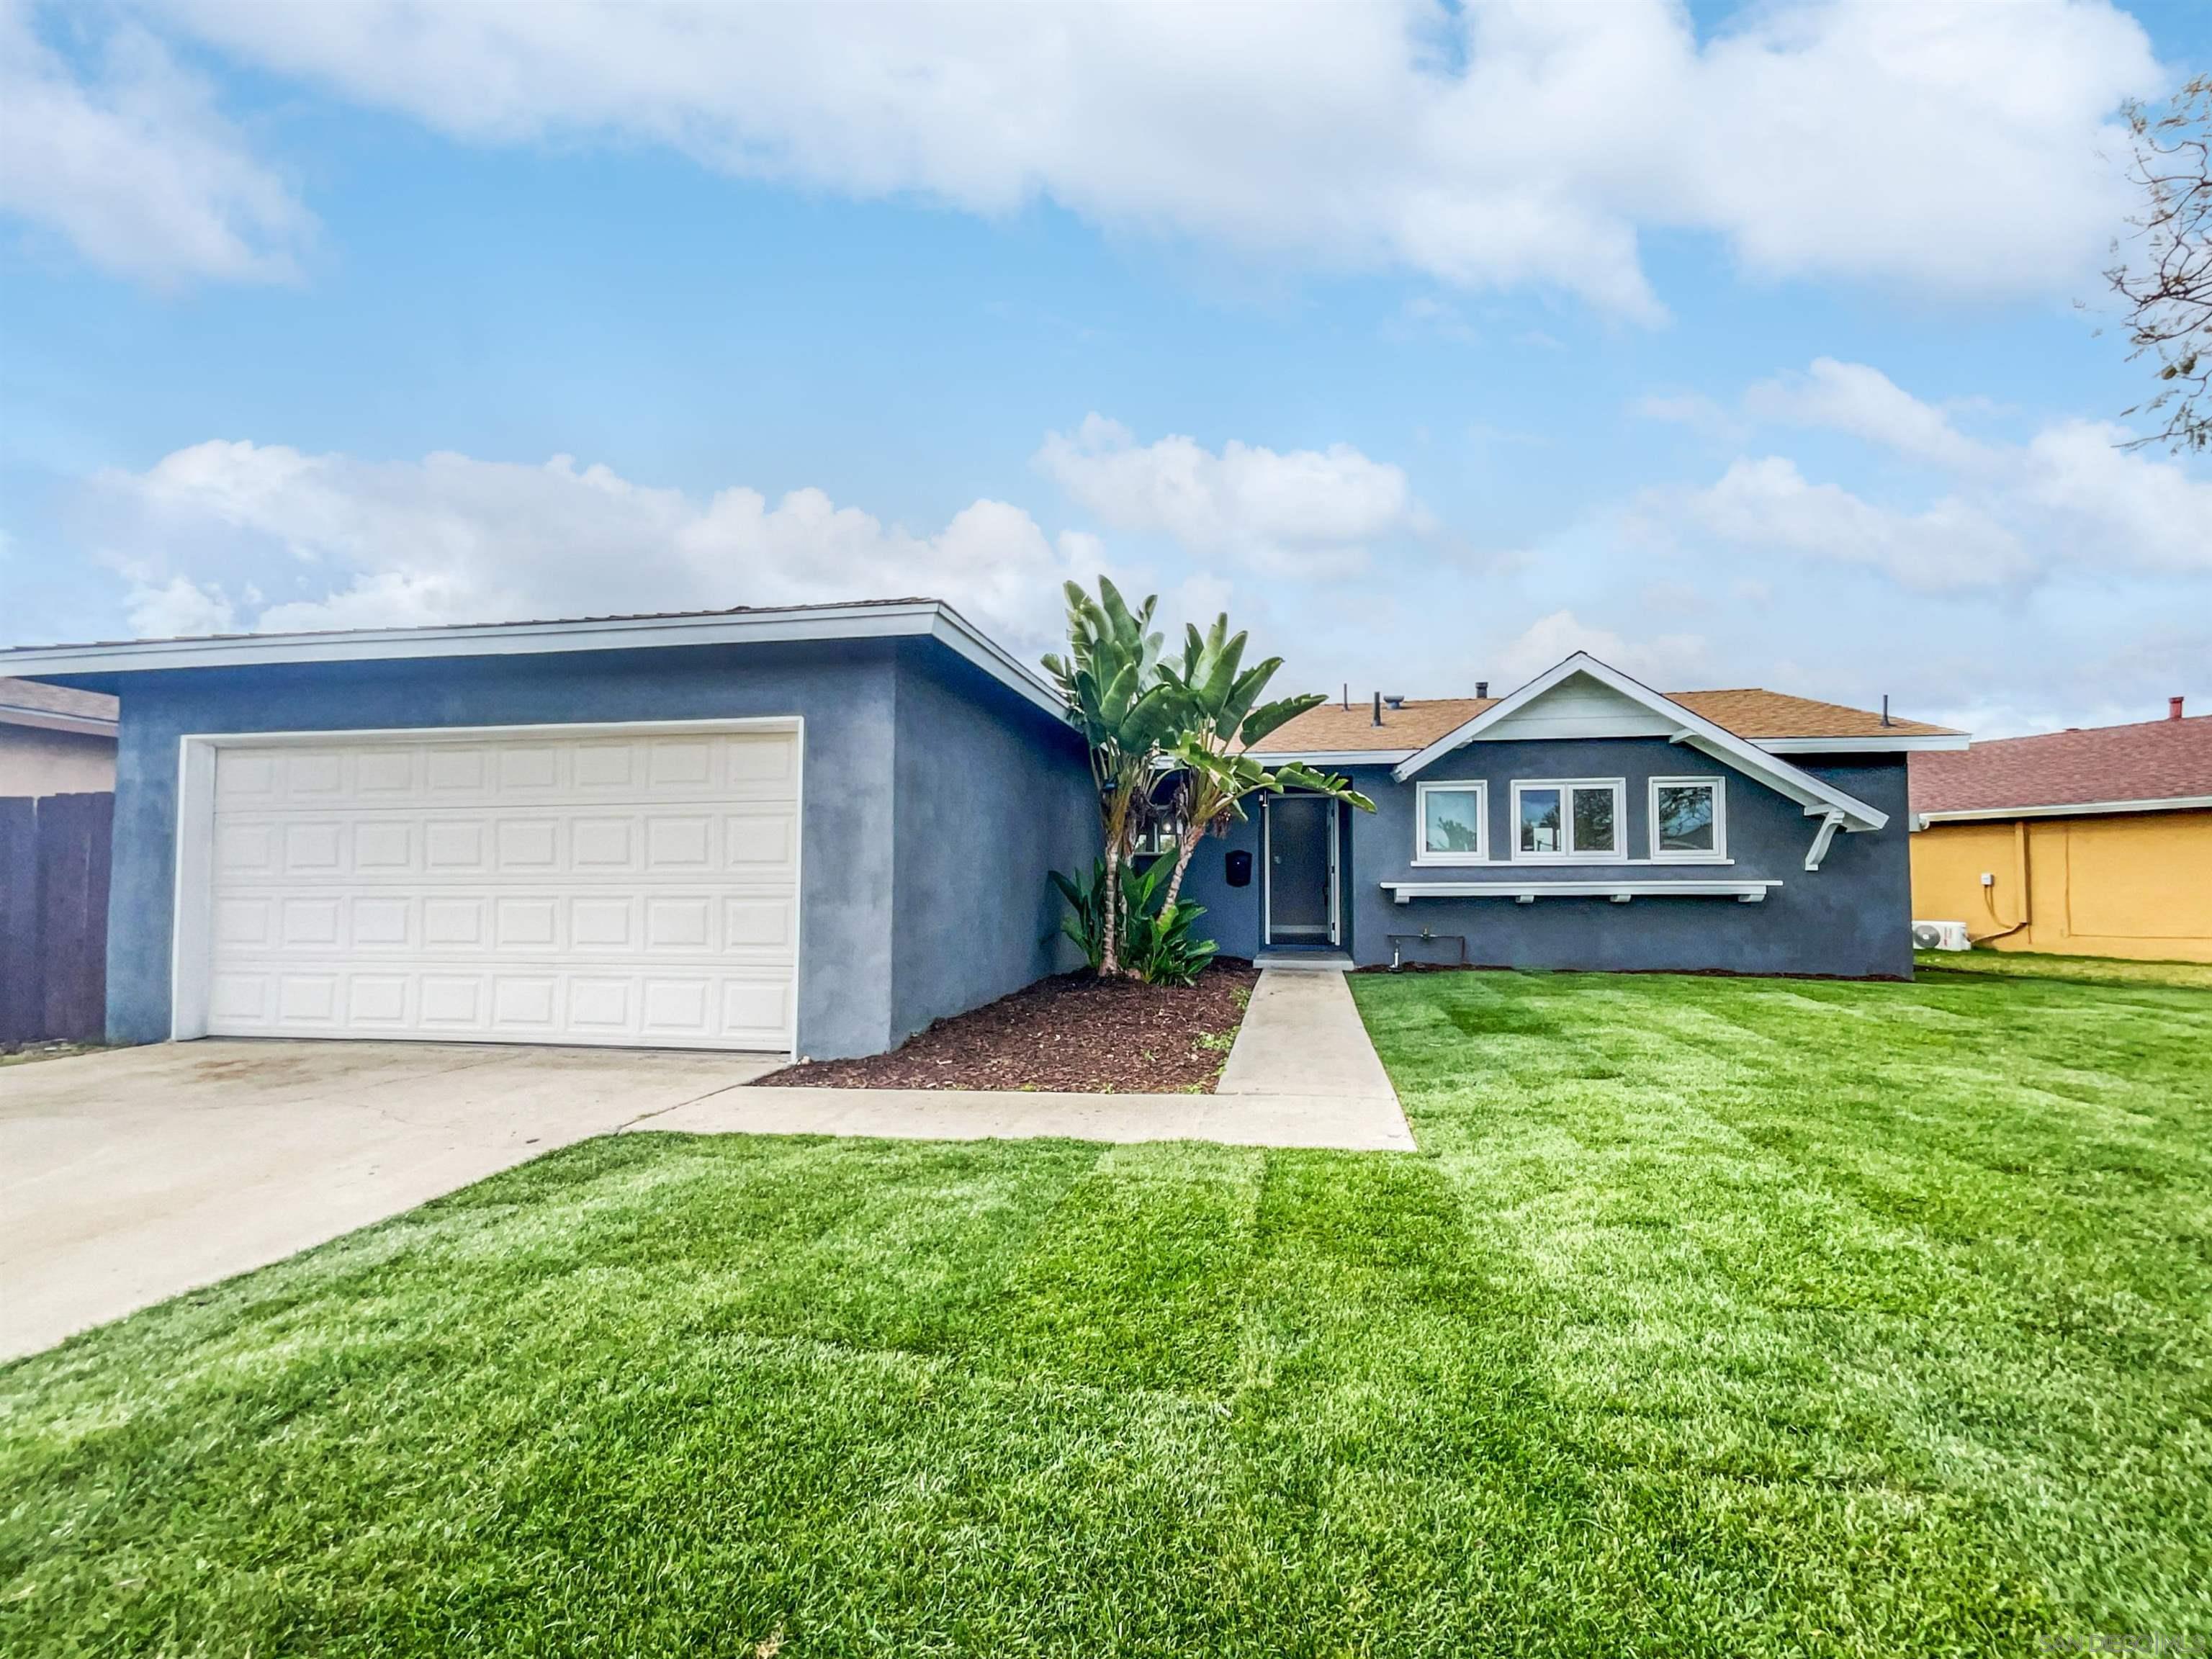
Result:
[0, 705, 117, 738]
[1241, 748, 1415, 767]
[1391, 651, 1890, 832]
[1915, 793, 2212, 827]
[1759, 733, 1968, 753]
[0, 601, 1068, 721]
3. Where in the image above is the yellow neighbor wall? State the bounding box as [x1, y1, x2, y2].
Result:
[1910, 809, 2212, 963]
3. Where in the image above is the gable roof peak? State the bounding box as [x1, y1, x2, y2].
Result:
[1390, 649, 1889, 831]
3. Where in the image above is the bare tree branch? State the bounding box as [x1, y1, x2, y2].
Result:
[2108, 75, 2212, 452]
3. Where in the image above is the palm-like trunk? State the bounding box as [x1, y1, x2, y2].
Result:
[1159, 776, 1222, 913]
[1101, 840, 1123, 976]
[1100, 779, 1137, 977]
[1160, 830, 1202, 914]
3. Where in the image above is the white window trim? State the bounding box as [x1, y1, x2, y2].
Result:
[1647, 774, 1728, 863]
[1511, 777, 1627, 863]
[1413, 780, 1488, 866]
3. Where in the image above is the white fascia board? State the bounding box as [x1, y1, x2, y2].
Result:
[924, 610, 1068, 717]
[1243, 749, 1413, 767]
[1668, 734, 1888, 832]
[1390, 652, 1593, 781]
[0, 601, 1069, 722]
[1394, 651, 1888, 832]
[1916, 794, 2212, 827]
[0, 703, 117, 738]
[1759, 733, 1969, 753]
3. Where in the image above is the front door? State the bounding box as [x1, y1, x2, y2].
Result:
[1265, 794, 1336, 945]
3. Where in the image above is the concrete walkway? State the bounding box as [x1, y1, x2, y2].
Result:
[642, 1079, 1409, 1148]
[1217, 966, 1403, 1105]
[655, 967, 1412, 1151]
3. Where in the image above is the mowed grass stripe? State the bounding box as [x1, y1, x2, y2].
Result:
[1352, 968, 2212, 1652]
[1, 968, 2206, 1654]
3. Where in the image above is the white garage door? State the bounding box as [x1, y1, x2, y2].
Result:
[203, 724, 799, 1051]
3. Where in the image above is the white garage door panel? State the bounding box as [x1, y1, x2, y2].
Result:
[204, 727, 799, 1051]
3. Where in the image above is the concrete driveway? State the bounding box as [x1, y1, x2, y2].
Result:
[0, 1039, 780, 1362]
[2, 984, 1414, 1363]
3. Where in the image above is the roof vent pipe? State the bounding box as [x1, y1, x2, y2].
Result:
[1342, 682, 1349, 711]
[1881, 693, 1892, 729]
[2172, 696, 2186, 721]
[1372, 691, 1383, 727]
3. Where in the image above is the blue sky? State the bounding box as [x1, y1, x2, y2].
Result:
[3, 0, 2208, 736]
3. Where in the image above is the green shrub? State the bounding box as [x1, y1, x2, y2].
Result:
[1049, 858, 1218, 986]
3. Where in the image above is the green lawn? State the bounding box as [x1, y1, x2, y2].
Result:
[1915, 947, 2212, 990]
[5, 972, 2208, 1656]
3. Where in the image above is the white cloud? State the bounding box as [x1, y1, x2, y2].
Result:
[0, 0, 307, 283]
[1676, 457, 2033, 590]
[94, 441, 1095, 657]
[1492, 608, 1708, 688]
[2020, 420, 2212, 575]
[122, 573, 238, 639]
[1744, 358, 1993, 472]
[1632, 390, 1750, 446]
[148, 0, 2159, 314]
[1035, 415, 1419, 576]
[1649, 360, 2212, 591]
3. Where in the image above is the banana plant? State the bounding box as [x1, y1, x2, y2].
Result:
[1154, 615, 1373, 911]
[1042, 577, 1191, 976]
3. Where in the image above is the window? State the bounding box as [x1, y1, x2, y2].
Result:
[1649, 776, 1726, 861]
[1415, 781, 1485, 864]
[1512, 778, 1624, 860]
[1518, 786, 1563, 854]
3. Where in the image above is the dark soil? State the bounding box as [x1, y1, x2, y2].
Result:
[757, 961, 1259, 1093]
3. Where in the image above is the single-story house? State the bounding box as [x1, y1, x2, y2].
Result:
[0, 678, 117, 799]
[1177, 654, 1963, 979]
[1910, 698, 2211, 963]
[0, 602, 1098, 1060]
[1, 601, 1961, 1060]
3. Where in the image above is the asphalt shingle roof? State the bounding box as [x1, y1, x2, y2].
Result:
[1255, 687, 1956, 754]
[0, 678, 117, 729]
[1910, 714, 2212, 816]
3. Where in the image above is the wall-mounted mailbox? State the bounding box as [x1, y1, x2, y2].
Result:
[1225, 848, 1253, 888]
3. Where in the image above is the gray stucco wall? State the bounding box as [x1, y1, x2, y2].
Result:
[1177, 742, 1913, 979]
[889, 641, 1097, 1045]
[99, 639, 919, 1058]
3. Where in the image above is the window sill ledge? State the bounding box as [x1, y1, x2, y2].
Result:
[1382, 878, 1781, 904]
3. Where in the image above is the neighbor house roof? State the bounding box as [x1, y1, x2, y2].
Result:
[1254, 686, 1958, 759]
[1910, 713, 2212, 824]
[0, 598, 1064, 719]
[0, 677, 118, 738]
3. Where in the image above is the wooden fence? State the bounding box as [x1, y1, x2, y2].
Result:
[0, 792, 114, 1047]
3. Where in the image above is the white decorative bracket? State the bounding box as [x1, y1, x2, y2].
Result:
[1804, 809, 1846, 872]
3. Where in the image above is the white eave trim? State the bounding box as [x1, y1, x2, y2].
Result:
[1758, 733, 1969, 753]
[1390, 651, 1889, 832]
[1914, 793, 2212, 827]
[1242, 748, 1413, 767]
[0, 703, 117, 738]
[0, 601, 1068, 721]
[1383, 878, 1779, 904]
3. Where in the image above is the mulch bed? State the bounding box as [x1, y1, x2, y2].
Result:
[756, 961, 1259, 1093]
